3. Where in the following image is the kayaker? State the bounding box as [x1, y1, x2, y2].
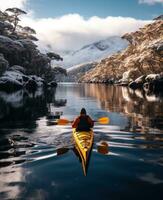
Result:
[72, 108, 94, 131]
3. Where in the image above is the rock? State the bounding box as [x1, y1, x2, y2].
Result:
[129, 81, 139, 90]
[151, 41, 163, 55]
[0, 69, 45, 92]
[144, 73, 163, 93]
[145, 74, 159, 82]
[135, 75, 146, 84]
[153, 79, 163, 92]
[143, 82, 153, 93]
[25, 79, 37, 91]
[133, 75, 147, 88]
[0, 53, 9, 76]
[157, 43, 163, 55]
[129, 75, 146, 90]
[0, 35, 24, 53]
[0, 77, 23, 92]
[29, 75, 44, 87]
[0, 35, 25, 66]
[18, 39, 38, 51]
[22, 75, 30, 82]
[119, 69, 142, 87]
[153, 15, 163, 21]
[9, 65, 26, 74]
[0, 21, 13, 31]
[2, 71, 23, 84]
[118, 81, 129, 86]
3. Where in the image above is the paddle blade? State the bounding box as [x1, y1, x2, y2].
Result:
[98, 117, 109, 124]
[57, 119, 70, 125]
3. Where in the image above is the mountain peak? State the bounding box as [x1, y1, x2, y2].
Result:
[53, 36, 129, 69]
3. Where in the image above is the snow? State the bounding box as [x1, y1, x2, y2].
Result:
[0, 70, 44, 88]
[53, 36, 129, 69]
[1, 71, 23, 86]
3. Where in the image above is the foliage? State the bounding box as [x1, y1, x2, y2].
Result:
[47, 52, 63, 61]
[5, 8, 26, 33]
[0, 7, 65, 82]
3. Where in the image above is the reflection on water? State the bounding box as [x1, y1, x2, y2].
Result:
[97, 141, 109, 155]
[82, 84, 163, 133]
[0, 88, 67, 129]
[0, 83, 163, 200]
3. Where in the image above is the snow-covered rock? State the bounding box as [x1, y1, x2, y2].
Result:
[145, 74, 160, 82]
[0, 69, 45, 92]
[18, 39, 37, 48]
[0, 21, 13, 32]
[122, 69, 139, 82]
[9, 65, 26, 74]
[0, 75, 23, 92]
[0, 35, 24, 53]
[25, 79, 37, 91]
[53, 36, 129, 68]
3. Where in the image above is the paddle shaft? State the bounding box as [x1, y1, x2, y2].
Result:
[57, 117, 109, 125]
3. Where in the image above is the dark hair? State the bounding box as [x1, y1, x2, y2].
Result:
[80, 108, 86, 115]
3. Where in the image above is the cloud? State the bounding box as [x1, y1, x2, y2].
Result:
[21, 14, 150, 51]
[0, 0, 28, 11]
[139, 0, 163, 5]
[0, 0, 150, 51]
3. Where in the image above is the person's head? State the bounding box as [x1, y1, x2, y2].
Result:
[80, 108, 87, 115]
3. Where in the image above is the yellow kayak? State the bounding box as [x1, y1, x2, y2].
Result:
[73, 128, 94, 175]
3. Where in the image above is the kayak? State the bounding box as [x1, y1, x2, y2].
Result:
[73, 128, 94, 175]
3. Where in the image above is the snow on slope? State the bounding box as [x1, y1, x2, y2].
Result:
[53, 36, 129, 69]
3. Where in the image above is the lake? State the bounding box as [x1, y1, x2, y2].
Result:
[0, 83, 163, 200]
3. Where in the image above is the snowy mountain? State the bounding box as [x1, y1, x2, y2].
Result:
[53, 36, 129, 69]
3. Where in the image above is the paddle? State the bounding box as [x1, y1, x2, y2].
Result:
[94, 117, 110, 125]
[57, 117, 109, 125]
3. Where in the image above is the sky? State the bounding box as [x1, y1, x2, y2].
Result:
[26, 0, 163, 20]
[0, 0, 162, 51]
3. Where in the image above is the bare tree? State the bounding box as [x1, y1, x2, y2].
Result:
[5, 8, 27, 33]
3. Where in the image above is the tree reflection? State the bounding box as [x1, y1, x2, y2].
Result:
[0, 88, 67, 129]
[81, 84, 163, 133]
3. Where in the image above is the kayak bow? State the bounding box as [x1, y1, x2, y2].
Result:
[73, 128, 94, 175]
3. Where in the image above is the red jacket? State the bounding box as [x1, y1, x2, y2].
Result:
[72, 115, 94, 130]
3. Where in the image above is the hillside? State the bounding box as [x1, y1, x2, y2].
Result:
[66, 62, 98, 82]
[80, 19, 163, 86]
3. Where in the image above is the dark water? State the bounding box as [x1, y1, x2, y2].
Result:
[0, 83, 163, 200]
